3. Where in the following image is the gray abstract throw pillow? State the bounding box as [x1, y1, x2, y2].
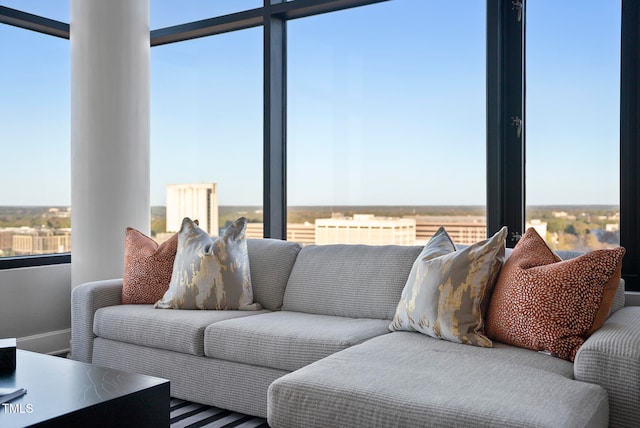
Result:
[155, 217, 261, 310]
[390, 226, 506, 347]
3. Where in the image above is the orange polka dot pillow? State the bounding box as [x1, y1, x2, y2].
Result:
[122, 228, 178, 304]
[486, 227, 625, 361]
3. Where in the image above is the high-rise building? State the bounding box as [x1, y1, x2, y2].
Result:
[166, 183, 219, 236]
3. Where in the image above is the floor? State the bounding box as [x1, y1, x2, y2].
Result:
[170, 398, 269, 428]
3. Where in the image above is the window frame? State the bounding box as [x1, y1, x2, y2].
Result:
[0, 5, 68, 38]
[2, 0, 639, 293]
[486, 0, 525, 249]
[620, 0, 640, 291]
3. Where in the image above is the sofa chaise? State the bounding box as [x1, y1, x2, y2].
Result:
[71, 238, 640, 427]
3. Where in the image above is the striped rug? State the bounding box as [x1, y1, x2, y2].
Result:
[170, 398, 269, 428]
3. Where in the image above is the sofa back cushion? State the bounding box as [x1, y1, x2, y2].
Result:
[282, 244, 423, 319]
[247, 239, 302, 310]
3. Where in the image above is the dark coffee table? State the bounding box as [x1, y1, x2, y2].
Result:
[0, 350, 169, 427]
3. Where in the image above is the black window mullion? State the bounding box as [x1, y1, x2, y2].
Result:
[620, 0, 640, 291]
[487, 0, 525, 247]
[0, 6, 68, 39]
[263, 0, 287, 239]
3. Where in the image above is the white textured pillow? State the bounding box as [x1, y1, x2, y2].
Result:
[155, 217, 261, 310]
[390, 226, 507, 347]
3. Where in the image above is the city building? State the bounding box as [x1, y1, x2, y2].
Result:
[166, 183, 219, 236]
[411, 216, 548, 246]
[606, 223, 620, 232]
[246, 222, 315, 245]
[315, 214, 415, 246]
[526, 219, 548, 239]
[12, 229, 72, 255]
[0, 230, 14, 255]
[47, 207, 71, 218]
[411, 216, 487, 246]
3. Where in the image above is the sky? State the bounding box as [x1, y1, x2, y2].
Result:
[0, 0, 622, 207]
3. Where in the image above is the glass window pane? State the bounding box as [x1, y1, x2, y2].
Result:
[526, 1, 621, 251]
[0, 24, 70, 256]
[287, 0, 486, 246]
[151, 28, 263, 240]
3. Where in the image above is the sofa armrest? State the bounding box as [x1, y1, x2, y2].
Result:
[71, 279, 123, 363]
[574, 306, 640, 428]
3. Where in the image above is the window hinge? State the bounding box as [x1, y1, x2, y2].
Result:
[511, 116, 522, 138]
[512, 1, 523, 22]
[511, 231, 522, 242]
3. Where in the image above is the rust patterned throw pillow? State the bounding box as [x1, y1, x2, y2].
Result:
[486, 227, 625, 361]
[122, 228, 178, 304]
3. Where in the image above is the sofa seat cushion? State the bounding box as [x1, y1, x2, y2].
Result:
[204, 311, 390, 371]
[268, 332, 609, 428]
[94, 305, 270, 356]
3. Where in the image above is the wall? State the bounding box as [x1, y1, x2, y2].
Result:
[0, 264, 71, 355]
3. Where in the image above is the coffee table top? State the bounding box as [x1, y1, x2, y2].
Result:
[0, 350, 169, 427]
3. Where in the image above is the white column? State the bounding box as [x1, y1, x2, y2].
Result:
[70, 0, 150, 286]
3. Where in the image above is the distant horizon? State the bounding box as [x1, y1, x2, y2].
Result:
[0, 204, 622, 209]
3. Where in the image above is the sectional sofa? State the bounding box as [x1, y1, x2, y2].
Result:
[71, 238, 640, 427]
